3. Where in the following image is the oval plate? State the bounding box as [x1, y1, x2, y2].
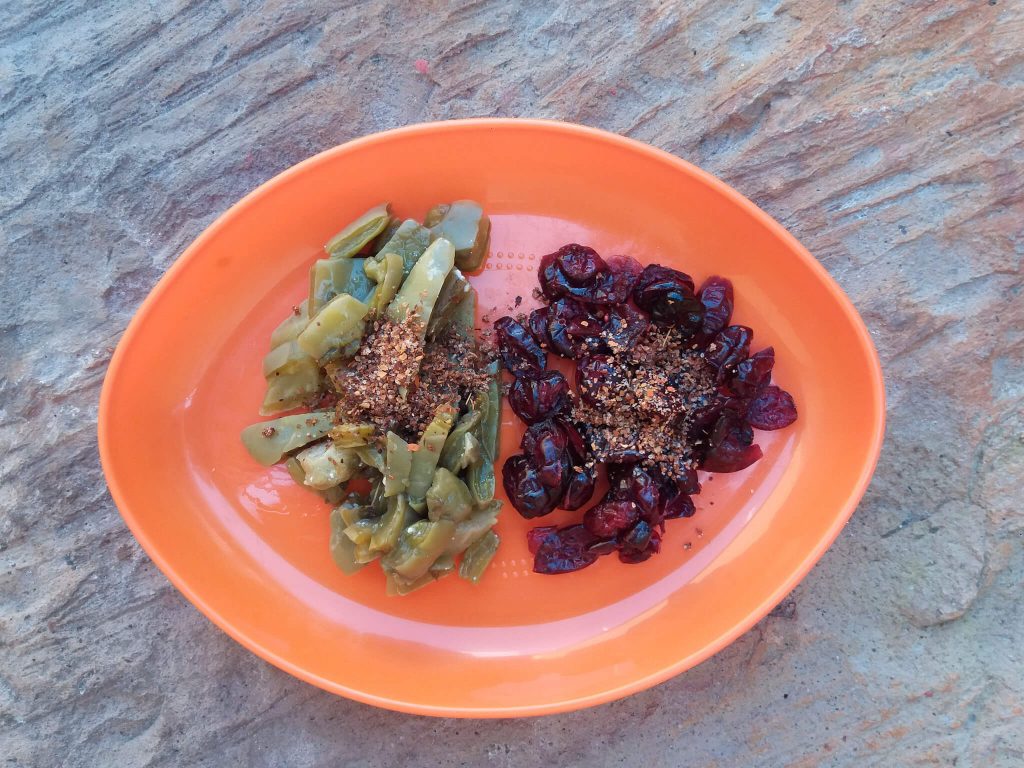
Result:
[99, 119, 884, 717]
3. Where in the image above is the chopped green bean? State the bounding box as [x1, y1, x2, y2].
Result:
[384, 570, 436, 596]
[295, 441, 360, 490]
[459, 530, 499, 583]
[429, 200, 491, 272]
[423, 203, 450, 227]
[371, 216, 402, 254]
[407, 407, 456, 512]
[355, 443, 386, 474]
[370, 494, 414, 554]
[329, 507, 366, 574]
[240, 411, 334, 466]
[297, 293, 370, 360]
[328, 422, 375, 447]
[429, 553, 456, 578]
[426, 270, 472, 339]
[384, 431, 412, 497]
[373, 219, 432, 275]
[324, 203, 391, 258]
[445, 502, 500, 556]
[270, 299, 310, 347]
[382, 519, 456, 581]
[439, 410, 482, 472]
[479, 359, 501, 462]
[367, 252, 404, 313]
[260, 342, 321, 415]
[385, 238, 455, 329]
[425, 468, 475, 523]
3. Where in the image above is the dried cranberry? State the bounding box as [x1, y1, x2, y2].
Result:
[533, 524, 599, 574]
[602, 303, 650, 350]
[555, 417, 590, 462]
[494, 316, 546, 376]
[547, 298, 598, 357]
[705, 325, 753, 372]
[508, 370, 571, 424]
[521, 420, 570, 488]
[539, 244, 616, 303]
[609, 464, 660, 519]
[527, 306, 551, 348]
[583, 494, 640, 537]
[619, 524, 662, 564]
[502, 454, 561, 518]
[662, 492, 695, 519]
[632, 264, 704, 334]
[701, 412, 763, 473]
[697, 276, 734, 337]
[561, 465, 596, 510]
[576, 355, 619, 406]
[587, 538, 619, 556]
[730, 347, 774, 398]
[747, 385, 798, 430]
[527, 526, 558, 554]
[605, 254, 643, 303]
[560, 244, 605, 285]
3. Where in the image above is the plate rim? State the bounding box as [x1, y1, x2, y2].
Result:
[98, 117, 886, 717]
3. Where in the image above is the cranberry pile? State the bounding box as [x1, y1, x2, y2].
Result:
[495, 244, 797, 575]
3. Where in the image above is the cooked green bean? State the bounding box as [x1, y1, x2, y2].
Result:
[480, 359, 501, 462]
[428, 553, 456, 578]
[426, 270, 472, 339]
[439, 410, 482, 472]
[241, 411, 334, 466]
[459, 530, 499, 583]
[371, 216, 402, 254]
[338, 493, 371, 526]
[382, 519, 456, 581]
[260, 341, 321, 415]
[284, 456, 306, 485]
[324, 203, 391, 258]
[445, 501, 500, 556]
[309, 259, 354, 317]
[423, 203, 450, 228]
[370, 494, 414, 554]
[366, 252, 404, 313]
[355, 443, 386, 474]
[296, 293, 370, 360]
[384, 431, 412, 497]
[270, 300, 310, 347]
[384, 570, 436, 596]
[425, 468, 475, 523]
[373, 219, 432, 275]
[296, 441, 360, 490]
[406, 407, 456, 512]
[429, 200, 491, 272]
[329, 507, 366, 574]
[328, 422, 375, 447]
[385, 238, 455, 329]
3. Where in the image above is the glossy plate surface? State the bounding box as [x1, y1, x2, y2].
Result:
[99, 119, 884, 717]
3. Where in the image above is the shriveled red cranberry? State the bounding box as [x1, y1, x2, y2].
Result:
[632, 264, 704, 334]
[527, 306, 551, 348]
[747, 385, 798, 430]
[730, 346, 774, 397]
[583, 493, 640, 537]
[555, 417, 590, 462]
[698, 276, 734, 338]
[663, 492, 695, 519]
[587, 538, 618, 556]
[561, 465, 597, 510]
[609, 464, 660, 519]
[602, 303, 650, 350]
[508, 370, 571, 424]
[701, 412, 763, 473]
[576, 355, 620, 406]
[605, 254, 643, 303]
[618, 521, 661, 563]
[494, 316, 546, 376]
[521, 420, 570, 488]
[547, 298, 599, 357]
[704, 325, 753, 372]
[527, 526, 558, 554]
[539, 244, 623, 305]
[533, 524, 600, 574]
[502, 454, 561, 518]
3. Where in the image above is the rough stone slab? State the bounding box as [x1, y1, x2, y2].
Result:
[1, 1, 1022, 766]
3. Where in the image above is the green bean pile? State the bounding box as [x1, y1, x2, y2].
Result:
[241, 202, 502, 595]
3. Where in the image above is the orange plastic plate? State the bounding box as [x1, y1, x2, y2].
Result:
[99, 119, 884, 717]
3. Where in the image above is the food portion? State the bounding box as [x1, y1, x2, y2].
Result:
[241, 202, 500, 595]
[496, 244, 798, 575]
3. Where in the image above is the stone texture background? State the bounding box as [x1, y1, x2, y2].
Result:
[2, 0, 1022, 765]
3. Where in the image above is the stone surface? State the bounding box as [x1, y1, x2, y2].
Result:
[2, 1, 1022, 765]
